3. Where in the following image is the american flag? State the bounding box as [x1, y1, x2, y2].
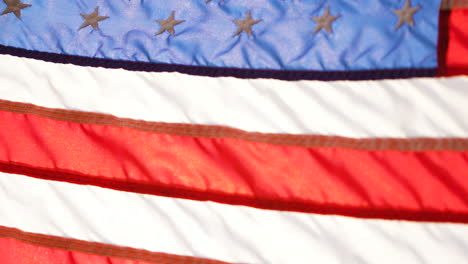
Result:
[0, 0, 467, 263]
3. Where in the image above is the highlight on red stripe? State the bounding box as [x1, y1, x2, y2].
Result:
[0, 226, 229, 264]
[1, 107, 468, 223]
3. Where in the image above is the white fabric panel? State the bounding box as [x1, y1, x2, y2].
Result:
[0, 54, 468, 138]
[1, 172, 468, 264]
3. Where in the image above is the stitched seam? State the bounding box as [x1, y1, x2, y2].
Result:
[1, 161, 468, 223]
[1, 99, 467, 151]
[0, 225, 231, 264]
[0, 44, 437, 81]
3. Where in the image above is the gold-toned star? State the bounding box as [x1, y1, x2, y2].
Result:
[393, 0, 421, 30]
[233, 10, 262, 37]
[1, 0, 31, 19]
[156, 11, 185, 35]
[311, 6, 341, 35]
[79, 7, 109, 31]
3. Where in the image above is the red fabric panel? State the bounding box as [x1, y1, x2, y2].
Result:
[0, 226, 229, 264]
[0, 238, 163, 264]
[440, 9, 468, 76]
[1, 110, 468, 222]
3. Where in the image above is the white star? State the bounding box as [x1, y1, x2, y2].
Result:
[393, 0, 421, 30]
[233, 10, 262, 37]
[79, 7, 109, 31]
[311, 7, 341, 35]
[1, 0, 31, 19]
[156, 11, 185, 35]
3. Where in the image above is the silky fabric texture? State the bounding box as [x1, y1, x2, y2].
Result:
[2, 108, 468, 222]
[0, 0, 440, 71]
[0, 232, 227, 264]
[444, 9, 468, 75]
[1, 54, 468, 138]
[2, 99, 468, 151]
[2, 173, 468, 264]
[0, 237, 179, 264]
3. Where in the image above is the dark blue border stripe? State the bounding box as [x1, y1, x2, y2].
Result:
[0, 45, 436, 81]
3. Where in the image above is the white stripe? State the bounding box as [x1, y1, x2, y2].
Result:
[1, 172, 468, 264]
[1, 54, 468, 138]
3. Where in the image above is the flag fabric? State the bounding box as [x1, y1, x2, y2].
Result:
[0, 0, 468, 263]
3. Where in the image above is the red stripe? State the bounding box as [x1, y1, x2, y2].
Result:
[0, 226, 230, 264]
[439, 9, 468, 76]
[1, 110, 468, 222]
[1, 99, 466, 151]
